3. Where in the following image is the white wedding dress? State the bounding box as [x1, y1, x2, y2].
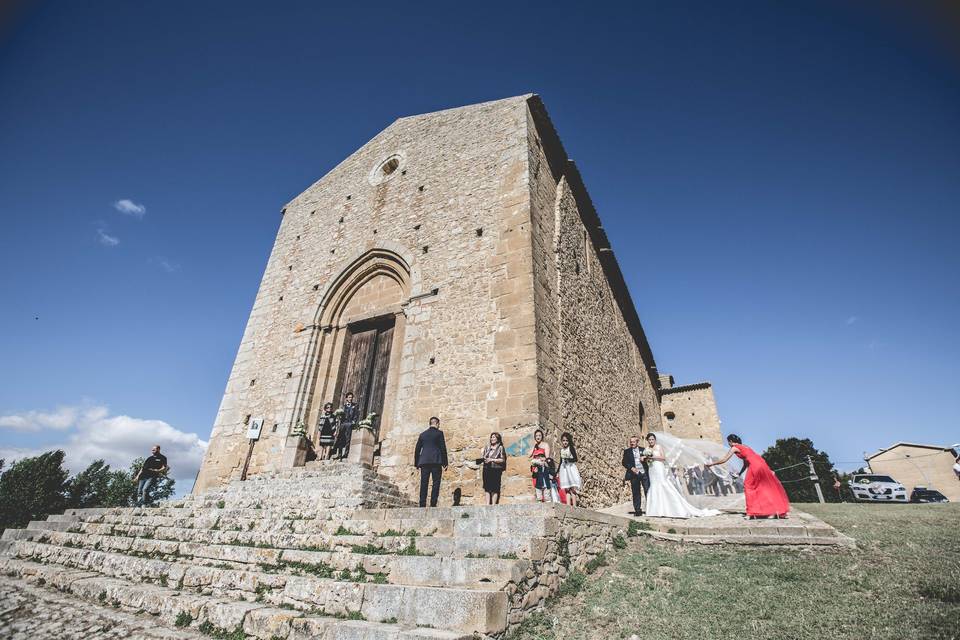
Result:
[645, 445, 721, 519]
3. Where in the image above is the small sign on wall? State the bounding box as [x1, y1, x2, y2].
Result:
[247, 417, 265, 440]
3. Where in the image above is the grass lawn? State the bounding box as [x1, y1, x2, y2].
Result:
[509, 504, 959, 640]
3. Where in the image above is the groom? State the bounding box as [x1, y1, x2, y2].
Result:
[622, 436, 650, 515]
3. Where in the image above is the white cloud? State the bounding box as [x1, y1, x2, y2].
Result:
[114, 199, 146, 218]
[0, 404, 207, 493]
[846, 316, 858, 325]
[0, 406, 78, 432]
[97, 228, 120, 246]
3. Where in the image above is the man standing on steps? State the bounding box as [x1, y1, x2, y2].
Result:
[414, 416, 448, 507]
[622, 436, 650, 515]
[335, 392, 360, 460]
[134, 444, 169, 507]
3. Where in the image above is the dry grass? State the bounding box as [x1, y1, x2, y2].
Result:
[508, 503, 960, 640]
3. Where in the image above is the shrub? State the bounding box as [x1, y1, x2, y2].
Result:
[555, 571, 585, 598]
[585, 552, 608, 574]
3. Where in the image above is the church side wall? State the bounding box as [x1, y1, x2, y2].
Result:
[196, 97, 541, 502]
[526, 109, 662, 508]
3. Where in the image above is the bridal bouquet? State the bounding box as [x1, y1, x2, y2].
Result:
[642, 447, 654, 457]
[334, 408, 345, 418]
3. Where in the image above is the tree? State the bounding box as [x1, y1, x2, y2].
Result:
[761, 437, 839, 503]
[65, 460, 135, 509]
[67, 458, 177, 508]
[0, 450, 70, 530]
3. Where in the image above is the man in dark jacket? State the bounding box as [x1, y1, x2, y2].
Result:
[335, 392, 360, 460]
[414, 416, 448, 507]
[622, 435, 650, 515]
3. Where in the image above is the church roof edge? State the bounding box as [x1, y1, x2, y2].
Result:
[524, 95, 660, 379]
[392, 94, 537, 123]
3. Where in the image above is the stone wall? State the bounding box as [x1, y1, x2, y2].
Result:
[658, 382, 723, 443]
[503, 505, 627, 632]
[525, 103, 663, 508]
[196, 96, 541, 501]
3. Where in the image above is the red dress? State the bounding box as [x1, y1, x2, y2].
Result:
[733, 445, 790, 517]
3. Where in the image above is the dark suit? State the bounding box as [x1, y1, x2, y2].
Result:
[622, 447, 650, 515]
[414, 426, 448, 507]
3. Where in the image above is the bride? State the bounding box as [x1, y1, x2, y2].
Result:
[643, 433, 720, 519]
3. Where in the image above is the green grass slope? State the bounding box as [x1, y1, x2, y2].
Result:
[509, 504, 959, 640]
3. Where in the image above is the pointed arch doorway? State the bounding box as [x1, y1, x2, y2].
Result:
[293, 247, 415, 456]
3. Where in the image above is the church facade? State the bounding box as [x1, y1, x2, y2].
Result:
[194, 95, 718, 507]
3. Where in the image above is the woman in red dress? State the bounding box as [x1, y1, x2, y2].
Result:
[706, 434, 790, 519]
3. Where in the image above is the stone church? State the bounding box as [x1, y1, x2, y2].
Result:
[194, 95, 720, 507]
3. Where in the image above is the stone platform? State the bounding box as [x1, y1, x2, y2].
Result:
[0, 462, 630, 639]
[602, 496, 854, 547]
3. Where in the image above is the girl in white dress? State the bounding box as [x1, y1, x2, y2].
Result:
[643, 433, 720, 519]
[558, 432, 582, 506]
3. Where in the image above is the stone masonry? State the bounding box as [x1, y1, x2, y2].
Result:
[195, 95, 716, 507]
[1, 462, 630, 639]
[657, 376, 724, 443]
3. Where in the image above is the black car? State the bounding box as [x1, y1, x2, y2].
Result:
[909, 487, 949, 503]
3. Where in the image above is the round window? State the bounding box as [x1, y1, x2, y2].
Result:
[369, 153, 405, 185]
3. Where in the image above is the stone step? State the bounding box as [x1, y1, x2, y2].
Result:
[0, 557, 471, 639]
[64, 502, 563, 522]
[0, 573, 207, 639]
[53, 506, 560, 539]
[634, 515, 843, 539]
[0, 543, 508, 634]
[7, 522, 541, 560]
[2, 531, 527, 588]
[212, 483, 409, 498]
[646, 531, 856, 547]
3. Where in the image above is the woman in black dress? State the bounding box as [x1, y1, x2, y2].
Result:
[481, 432, 507, 504]
[316, 402, 337, 460]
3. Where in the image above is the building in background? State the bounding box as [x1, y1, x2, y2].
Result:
[865, 443, 959, 501]
[655, 375, 723, 443]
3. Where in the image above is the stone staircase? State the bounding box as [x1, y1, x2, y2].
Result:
[216, 462, 417, 510]
[0, 462, 628, 639]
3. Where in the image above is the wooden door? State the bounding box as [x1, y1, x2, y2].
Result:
[365, 326, 394, 433]
[338, 328, 377, 415]
[336, 320, 394, 434]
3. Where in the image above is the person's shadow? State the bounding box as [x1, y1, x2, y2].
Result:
[452, 488, 462, 506]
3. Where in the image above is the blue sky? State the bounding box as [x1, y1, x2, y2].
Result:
[1, 1, 958, 489]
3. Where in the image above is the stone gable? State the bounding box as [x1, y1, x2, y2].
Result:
[196, 95, 715, 507]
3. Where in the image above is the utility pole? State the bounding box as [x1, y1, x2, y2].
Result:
[806, 454, 825, 503]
